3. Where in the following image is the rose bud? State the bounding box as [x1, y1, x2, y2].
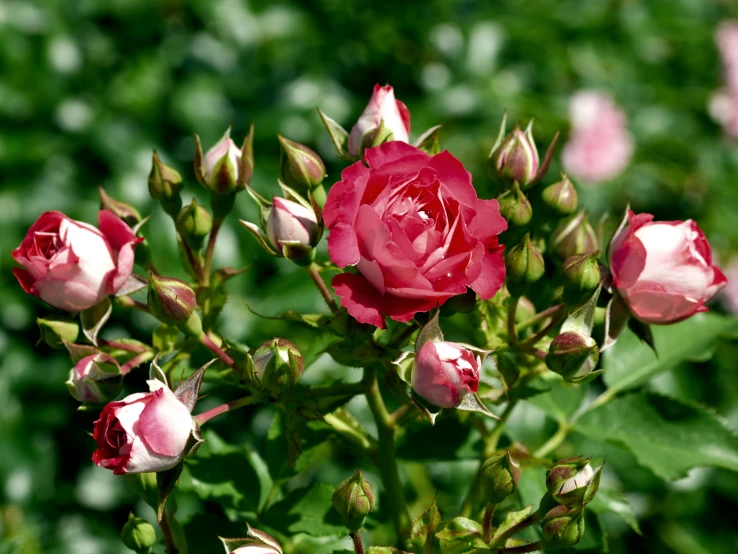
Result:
[479, 450, 521, 504]
[546, 457, 601, 507]
[66, 352, 123, 403]
[99, 187, 141, 227]
[12, 210, 142, 312]
[194, 126, 254, 195]
[541, 505, 586, 549]
[490, 123, 539, 189]
[546, 331, 599, 383]
[37, 315, 79, 349]
[278, 135, 326, 193]
[550, 211, 598, 261]
[412, 341, 480, 409]
[176, 198, 213, 251]
[221, 526, 283, 554]
[542, 174, 578, 216]
[265, 198, 319, 263]
[148, 150, 184, 218]
[332, 469, 375, 533]
[121, 513, 156, 554]
[92, 379, 194, 474]
[348, 84, 411, 158]
[563, 252, 601, 297]
[498, 181, 533, 227]
[248, 338, 304, 396]
[505, 233, 545, 296]
[608, 210, 728, 324]
[147, 272, 197, 323]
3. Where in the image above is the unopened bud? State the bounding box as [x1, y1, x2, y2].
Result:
[66, 352, 123, 403]
[148, 151, 183, 217]
[176, 199, 213, 251]
[121, 513, 156, 553]
[249, 338, 304, 396]
[99, 187, 141, 227]
[479, 450, 521, 504]
[546, 457, 600, 507]
[490, 123, 539, 189]
[541, 505, 586, 550]
[505, 233, 545, 296]
[278, 135, 326, 193]
[37, 316, 79, 349]
[266, 197, 319, 264]
[498, 182, 532, 227]
[546, 331, 599, 383]
[147, 272, 197, 325]
[562, 252, 601, 304]
[542, 175, 578, 216]
[550, 212, 598, 261]
[332, 469, 375, 532]
[194, 126, 253, 195]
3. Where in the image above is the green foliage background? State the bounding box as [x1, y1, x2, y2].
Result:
[1, 0, 738, 553]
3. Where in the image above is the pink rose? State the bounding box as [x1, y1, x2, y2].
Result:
[717, 21, 738, 92]
[562, 91, 633, 184]
[324, 142, 507, 328]
[708, 89, 738, 139]
[266, 197, 319, 258]
[348, 84, 411, 157]
[203, 132, 242, 185]
[412, 341, 480, 408]
[92, 380, 194, 474]
[12, 210, 142, 312]
[608, 211, 728, 324]
[720, 259, 738, 315]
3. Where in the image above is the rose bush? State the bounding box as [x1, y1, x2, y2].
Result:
[609, 210, 728, 324]
[411, 341, 480, 408]
[12, 210, 141, 312]
[325, 141, 507, 328]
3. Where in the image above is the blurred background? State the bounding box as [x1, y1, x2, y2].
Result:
[2, 0, 738, 553]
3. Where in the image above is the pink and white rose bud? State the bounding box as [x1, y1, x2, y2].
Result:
[412, 341, 480, 409]
[562, 91, 633, 184]
[266, 198, 319, 260]
[92, 380, 194, 474]
[66, 353, 123, 403]
[201, 130, 243, 194]
[348, 84, 411, 157]
[12, 210, 142, 312]
[609, 210, 728, 324]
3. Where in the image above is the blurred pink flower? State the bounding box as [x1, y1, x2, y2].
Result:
[710, 21, 738, 138]
[562, 91, 634, 184]
[721, 258, 738, 315]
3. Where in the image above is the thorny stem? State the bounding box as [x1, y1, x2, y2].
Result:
[193, 393, 267, 426]
[308, 263, 338, 313]
[483, 504, 496, 544]
[507, 295, 520, 343]
[120, 352, 151, 375]
[350, 532, 365, 554]
[499, 541, 543, 553]
[180, 238, 206, 285]
[160, 509, 180, 554]
[203, 217, 223, 284]
[199, 333, 238, 372]
[99, 339, 148, 353]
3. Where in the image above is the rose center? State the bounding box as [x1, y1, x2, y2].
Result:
[34, 231, 61, 259]
[106, 420, 128, 449]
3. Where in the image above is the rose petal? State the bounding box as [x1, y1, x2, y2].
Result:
[332, 273, 386, 329]
[469, 247, 506, 300]
[138, 387, 192, 457]
[364, 141, 429, 169]
[471, 199, 508, 244]
[428, 151, 478, 209]
[327, 223, 361, 267]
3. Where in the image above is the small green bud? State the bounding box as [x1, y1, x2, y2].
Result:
[194, 125, 253, 195]
[248, 338, 304, 396]
[479, 449, 521, 504]
[498, 181, 532, 227]
[562, 252, 601, 304]
[505, 233, 545, 296]
[147, 272, 197, 326]
[546, 331, 599, 383]
[121, 513, 156, 553]
[541, 505, 586, 550]
[490, 124, 539, 189]
[550, 212, 598, 261]
[546, 457, 601, 507]
[99, 187, 142, 227]
[176, 198, 213, 251]
[148, 150, 183, 205]
[37, 316, 79, 349]
[541, 174, 578, 216]
[332, 469, 375, 532]
[278, 135, 326, 193]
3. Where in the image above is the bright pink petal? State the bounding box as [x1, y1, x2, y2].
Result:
[364, 141, 429, 169]
[610, 235, 647, 289]
[324, 162, 371, 228]
[13, 267, 35, 294]
[396, 99, 411, 133]
[428, 150, 478, 209]
[328, 223, 361, 267]
[471, 199, 508, 244]
[332, 273, 386, 329]
[469, 247, 506, 300]
[138, 387, 192, 457]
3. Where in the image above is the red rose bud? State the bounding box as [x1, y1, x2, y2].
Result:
[541, 505, 586, 549]
[121, 513, 156, 554]
[278, 135, 326, 192]
[176, 198, 213, 251]
[148, 150, 183, 218]
[546, 457, 601, 507]
[550, 211, 598, 261]
[349, 84, 411, 158]
[498, 181, 533, 227]
[37, 316, 79, 349]
[332, 469, 375, 532]
[194, 127, 253, 195]
[608, 210, 727, 324]
[147, 272, 197, 325]
[505, 233, 545, 296]
[412, 341, 480, 409]
[542, 174, 578, 216]
[479, 450, 521, 504]
[248, 338, 304, 396]
[92, 380, 194, 474]
[546, 331, 599, 383]
[99, 187, 141, 227]
[266, 198, 319, 263]
[12, 211, 142, 312]
[490, 123, 539, 189]
[66, 352, 123, 403]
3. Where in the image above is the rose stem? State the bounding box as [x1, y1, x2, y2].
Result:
[203, 217, 222, 283]
[491, 514, 541, 548]
[180, 239, 206, 285]
[116, 296, 152, 314]
[483, 504, 496, 543]
[363, 365, 411, 540]
[193, 393, 267, 426]
[160, 509, 182, 554]
[518, 313, 565, 349]
[350, 532, 365, 554]
[99, 339, 148, 353]
[120, 352, 151, 375]
[515, 303, 565, 334]
[198, 333, 238, 371]
[499, 541, 543, 553]
[507, 295, 520, 343]
[307, 263, 338, 313]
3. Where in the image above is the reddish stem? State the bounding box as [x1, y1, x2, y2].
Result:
[120, 352, 151, 375]
[99, 339, 148, 354]
[350, 532, 365, 554]
[199, 333, 237, 371]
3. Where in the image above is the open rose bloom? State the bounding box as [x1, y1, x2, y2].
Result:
[12, 210, 141, 312]
[412, 341, 480, 408]
[349, 84, 411, 157]
[92, 380, 194, 474]
[324, 141, 507, 328]
[609, 211, 728, 324]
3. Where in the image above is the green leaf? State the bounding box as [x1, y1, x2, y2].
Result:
[489, 505, 533, 549]
[397, 417, 482, 461]
[588, 488, 642, 536]
[156, 459, 184, 521]
[527, 377, 587, 422]
[261, 482, 347, 537]
[80, 297, 112, 346]
[153, 324, 180, 352]
[435, 517, 487, 554]
[602, 313, 738, 394]
[456, 393, 500, 420]
[575, 392, 738, 480]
